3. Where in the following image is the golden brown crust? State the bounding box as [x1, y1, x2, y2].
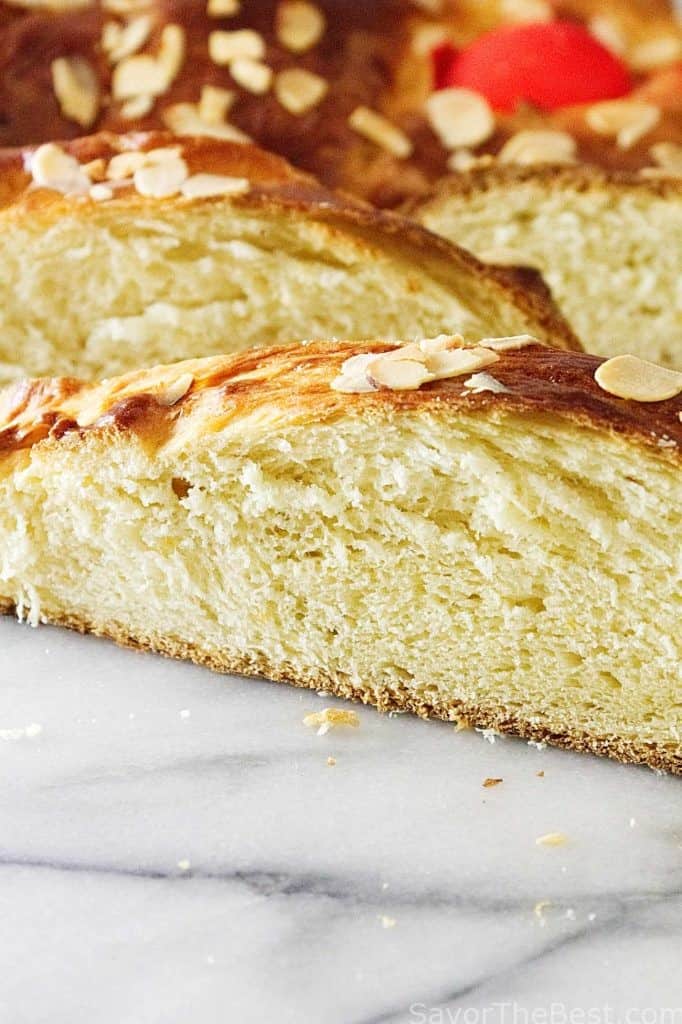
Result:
[2, 597, 678, 774]
[1, 340, 680, 461]
[0, 1, 680, 206]
[0, 130, 582, 353]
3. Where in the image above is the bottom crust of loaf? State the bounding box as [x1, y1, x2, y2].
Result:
[4, 600, 678, 777]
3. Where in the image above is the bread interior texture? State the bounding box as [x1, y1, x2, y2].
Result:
[417, 181, 682, 369]
[1, 404, 679, 769]
[0, 202, 533, 384]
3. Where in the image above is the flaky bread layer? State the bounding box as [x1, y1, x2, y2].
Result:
[1, 341, 680, 774]
[0, 132, 578, 386]
[412, 165, 682, 369]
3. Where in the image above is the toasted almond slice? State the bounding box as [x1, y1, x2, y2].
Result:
[82, 157, 107, 181]
[89, 183, 114, 202]
[380, 342, 426, 363]
[425, 87, 495, 150]
[162, 102, 252, 142]
[499, 129, 577, 166]
[30, 142, 90, 194]
[411, 24, 448, 57]
[585, 100, 661, 150]
[588, 15, 627, 56]
[207, 0, 240, 14]
[157, 372, 194, 406]
[348, 106, 413, 159]
[104, 14, 152, 63]
[133, 156, 189, 198]
[230, 57, 272, 94]
[112, 55, 169, 100]
[276, 1, 325, 53]
[208, 28, 265, 64]
[331, 353, 379, 393]
[629, 35, 682, 72]
[463, 372, 510, 394]
[367, 357, 434, 391]
[424, 346, 499, 381]
[480, 334, 539, 351]
[180, 173, 250, 198]
[500, 0, 552, 21]
[594, 355, 682, 402]
[198, 84, 235, 124]
[649, 142, 682, 176]
[120, 93, 154, 119]
[274, 68, 328, 115]
[107, 150, 150, 179]
[51, 56, 100, 128]
[419, 334, 466, 355]
[158, 23, 185, 81]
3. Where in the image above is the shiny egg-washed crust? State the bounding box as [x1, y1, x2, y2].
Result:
[0, 339, 680, 774]
[0, 131, 581, 352]
[0, 1, 681, 206]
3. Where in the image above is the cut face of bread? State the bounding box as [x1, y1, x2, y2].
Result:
[0, 132, 577, 386]
[1, 338, 680, 773]
[413, 166, 682, 369]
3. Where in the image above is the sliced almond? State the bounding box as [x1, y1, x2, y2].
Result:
[594, 355, 682, 402]
[198, 84, 235, 124]
[500, 0, 552, 21]
[157, 373, 194, 406]
[331, 353, 378, 394]
[162, 102, 251, 142]
[348, 106, 413, 159]
[629, 35, 682, 72]
[208, 28, 265, 64]
[82, 157, 107, 181]
[30, 142, 90, 194]
[276, 1, 325, 54]
[207, 0, 240, 14]
[51, 56, 100, 128]
[112, 55, 170, 100]
[588, 15, 627, 56]
[133, 156, 189, 198]
[480, 334, 539, 351]
[157, 23, 186, 82]
[107, 150, 151, 179]
[411, 24, 448, 57]
[424, 346, 499, 381]
[419, 334, 466, 355]
[180, 173, 250, 198]
[649, 141, 682, 176]
[229, 57, 272, 94]
[585, 100, 661, 150]
[367, 357, 434, 391]
[89, 183, 114, 202]
[499, 129, 577, 166]
[463, 372, 509, 394]
[120, 93, 154, 119]
[274, 68, 328, 115]
[446, 149, 494, 173]
[103, 14, 152, 64]
[425, 87, 495, 150]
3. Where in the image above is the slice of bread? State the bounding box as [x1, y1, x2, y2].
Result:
[0, 131, 577, 386]
[1, 336, 680, 773]
[413, 166, 682, 369]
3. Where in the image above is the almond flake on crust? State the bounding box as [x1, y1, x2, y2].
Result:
[229, 57, 273, 94]
[180, 173, 250, 198]
[648, 142, 682, 177]
[30, 142, 90, 194]
[425, 87, 495, 150]
[303, 708, 360, 735]
[499, 130, 577, 166]
[89, 183, 114, 201]
[348, 106, 413, 159]
[207, 0, 240, 14]
[274, 68, 328, 115]
[479, 335, 539, 351]
[463, 372, 510, 394]
[208, 28, 265, 64]
[133, 155, 189, 198]
[276, 1, 325, 54]
[162, 102, 251, 142]
[51, 56, 100, 128]
[500, 0, 552, 21]
[102, 14, 152, 64]
[156, 373, 194, 406]
[594, 355, 682, 402]
[367, 358, 434, 391]
[120, 93, 155, 119]
[198, 84, 235, 124]
[629, 35, 682, 72]
[585, 100, 661, 150]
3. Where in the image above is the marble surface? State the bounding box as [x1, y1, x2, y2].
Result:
[1, 615, 681, 1024]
